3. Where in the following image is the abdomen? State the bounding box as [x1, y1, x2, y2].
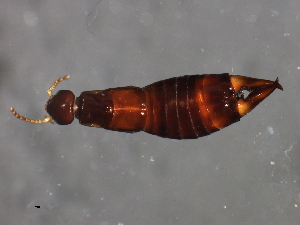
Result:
[143, 74, 240, 139]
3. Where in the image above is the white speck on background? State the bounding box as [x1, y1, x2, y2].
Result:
[23, 11, 38, 27]
[139, 12, 153, 26]
[246, 14, 258, 23]
[267, 126, 274, 135]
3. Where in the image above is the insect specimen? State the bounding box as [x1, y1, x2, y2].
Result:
[10, 73, 282, 139]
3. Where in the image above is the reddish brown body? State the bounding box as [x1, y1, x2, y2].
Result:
[10, 73, 283, 139]
[75, 74, 240, 139]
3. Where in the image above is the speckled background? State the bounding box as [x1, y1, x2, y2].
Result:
[1, 0, 300, 224]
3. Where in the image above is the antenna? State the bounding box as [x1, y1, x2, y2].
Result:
[10, 75, 70, 124]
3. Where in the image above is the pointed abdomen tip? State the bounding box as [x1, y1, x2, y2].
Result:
[275, 78, 283, 91]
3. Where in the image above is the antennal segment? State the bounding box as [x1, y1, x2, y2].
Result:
[47, 75, 70, 97]
[10, 107, 53, 124]
[10, 75, 70, 124]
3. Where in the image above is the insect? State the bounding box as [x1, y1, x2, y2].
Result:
[10, 73, 282, 139]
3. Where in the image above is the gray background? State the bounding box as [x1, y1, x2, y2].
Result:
[1, 0, 299, 224]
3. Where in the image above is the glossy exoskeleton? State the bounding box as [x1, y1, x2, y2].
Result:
[10, 73, 283, 139]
